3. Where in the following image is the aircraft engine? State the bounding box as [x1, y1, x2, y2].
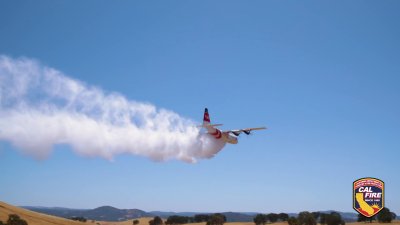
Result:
[232, 131, 241, 136]
[243, 130, 251, 135]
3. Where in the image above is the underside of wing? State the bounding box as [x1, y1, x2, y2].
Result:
[224, 127, 267, 136]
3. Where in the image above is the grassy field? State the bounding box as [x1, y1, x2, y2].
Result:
[0, 201, 155, 225]
[0, 201, 85, 225]
[1, 201, 399, 225]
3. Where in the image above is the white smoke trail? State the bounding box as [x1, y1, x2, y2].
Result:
[0, 55, 226, 163]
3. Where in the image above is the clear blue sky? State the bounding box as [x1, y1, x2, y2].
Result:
[0, 1, 399, 214]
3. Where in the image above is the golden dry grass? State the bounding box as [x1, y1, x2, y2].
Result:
[99, 221, 400, 225]
[0, 201, 399, 225]
[98, 217, 155, 225]
[0, 201, 157, 225]
[351, 223, 400, 225]
[0, 201, 85, 225]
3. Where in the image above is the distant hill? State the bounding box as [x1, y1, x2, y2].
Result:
[148, 211, 198, 217]
[24, 207, 254, 222]
[23, 205, 361, 222]
[23, 205, 153, 221]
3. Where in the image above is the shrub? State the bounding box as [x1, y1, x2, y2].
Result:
[253, 214, 267, 225]
[7, 214, 28, 225]
[298, 212, 316, 225]
[70, 217, 87, 222]
[377, 208, 393, 223]
[206, 214, 226, 225]
[149, 216, 163, 225]
[288, 217, 299, 225]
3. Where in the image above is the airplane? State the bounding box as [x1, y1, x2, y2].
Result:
[199, 108, 266, 144]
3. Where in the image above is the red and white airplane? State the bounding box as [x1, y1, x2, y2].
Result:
[200, 108, 266, 144]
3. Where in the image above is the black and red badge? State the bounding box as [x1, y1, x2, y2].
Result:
[353, 177, 384, 217]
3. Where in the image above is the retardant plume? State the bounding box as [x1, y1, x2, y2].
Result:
[0, 55, 226, 163]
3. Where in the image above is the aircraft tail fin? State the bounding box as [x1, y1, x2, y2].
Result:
[203, 108, 210, 124]
[197, 108, 223, 128]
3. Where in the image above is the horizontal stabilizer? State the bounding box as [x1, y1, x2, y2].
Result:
[197, 123, 223, 128]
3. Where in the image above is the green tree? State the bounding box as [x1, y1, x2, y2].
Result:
[377, 207, 393, 223]
[206, 214, 226, 225]
[297, 211, 317, 225]
[7, 214, 28, 225]
[278, 213, 289, 222]
[267, 213, 279, 223]
[194, 215, 210, 223]
[133, 219, 140, 225]
[391, 212, 397, 220]
[325, 212, 344, 225]
[357, 213, 375, 223]
[149, 216, 163, 225]
[311, 212, 320, 221]
[288, 217, 299, 225]
[253, 214, 267, 225]
[319, 213, 327, 225]
[166, 216, 192, 225]
[298, 212, 316, 225]
[70, 217, 87, 222]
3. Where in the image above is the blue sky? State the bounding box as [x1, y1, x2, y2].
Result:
[0, 1, 399, 214]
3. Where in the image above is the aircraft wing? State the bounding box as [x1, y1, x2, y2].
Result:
[225, 127, 267, 136]
[197, 123, 223, 128]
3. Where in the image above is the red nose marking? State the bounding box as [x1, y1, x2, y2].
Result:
[215, 130, 222, 139]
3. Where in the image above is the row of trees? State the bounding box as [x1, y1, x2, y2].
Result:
[357, 207, 397, 223]
[256, 208, 397, 225]
[165, 216, 194, 224]
[0, 214, 28, 225]
[69, 216, 87, 222]
[148, 214, 227, 225]
[254, 213, 289, 225]
[287, 211, 345, 225]
[147, 208, 398, 225]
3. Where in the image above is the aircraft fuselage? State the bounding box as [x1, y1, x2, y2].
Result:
[206, 126, 238, 144]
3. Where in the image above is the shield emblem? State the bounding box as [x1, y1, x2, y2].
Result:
[353, 177, 384, 217]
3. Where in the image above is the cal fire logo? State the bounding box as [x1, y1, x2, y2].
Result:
[353, 177, 384, 217]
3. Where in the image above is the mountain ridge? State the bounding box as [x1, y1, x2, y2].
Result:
[22, 206, 362, 222]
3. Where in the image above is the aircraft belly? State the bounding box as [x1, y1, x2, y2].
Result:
[223, 133, 238, 144]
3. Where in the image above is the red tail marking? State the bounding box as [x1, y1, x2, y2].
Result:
[204, 112, 210, 123]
